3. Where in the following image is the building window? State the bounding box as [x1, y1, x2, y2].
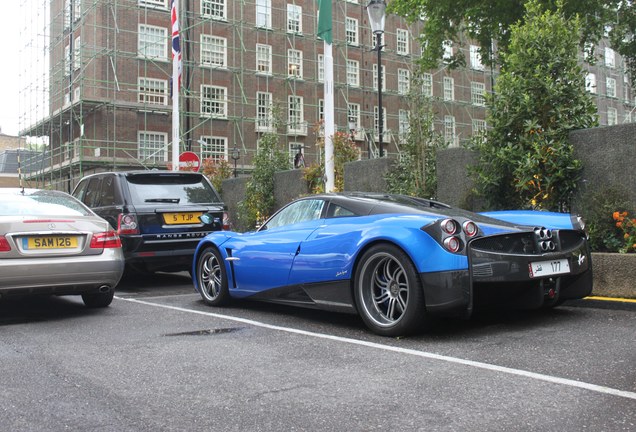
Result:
[140, 0, 168, 7]
[318, 54, 324, 82]
[421, 73, 433, 97]
[472, 119, 487, 134]
[607, 107, 617, 125]
[287, 4, 302, 34]
[396, 29, 409, 55]
[373, 64, 386, 91]
[470, 45, 484, 71]
[256, 92, 273, 132]
[138, 131, 167, 163]
[73, 36, 81, 70]
[201, 0, 226, 20]
[256, 44, 272, 75]
[373, 106, 387, 142]
[288, 96, 305, 134]
[345, 17, 359, 46]
[288, 49, 303, 78]
[318, 99, 324, 123]
[585, 73, 597, 94]
[442, 40, 453, 63]
[201, 85, 228, 118]
[444, 115, 456, 146]
[369, 32, 385, 51]
[64, 0, 71, 29]
[624, 76, 631, 103]
[346, 60, 359, 87]
[348, 103, 361, 132]
[605, 47, 615, 68]
[443, 77, 454, 101]
[138, 78, 168, 105]
[138, 24, 167, 60]
[199, 136, 228, 162]
[471, 82, 486, 106]
[606, 77, 617, 98]
[398, 69, 410, 95]
[256, 0, 272, 29]
[201, 35, 227, 68]
[64, 45, 71, 77]
[398, 109, 410, 141]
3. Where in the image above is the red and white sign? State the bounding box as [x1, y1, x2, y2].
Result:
[178, 151, 201, 172]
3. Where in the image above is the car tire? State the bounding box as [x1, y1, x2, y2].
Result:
[196, 246, 231, 306]
[354, 244, 426, 337]
[82, 289, 115, 308]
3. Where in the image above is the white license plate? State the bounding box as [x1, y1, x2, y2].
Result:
[529, 259, 570, 278]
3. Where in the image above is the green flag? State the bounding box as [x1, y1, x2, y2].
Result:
[317, 0, 332, 45]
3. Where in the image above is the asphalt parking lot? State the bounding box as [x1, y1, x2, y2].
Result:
[1, 272, 634, 431]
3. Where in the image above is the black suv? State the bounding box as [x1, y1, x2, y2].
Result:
[72, 171, 226, 274]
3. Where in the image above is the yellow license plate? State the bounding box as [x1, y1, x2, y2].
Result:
[26, 236, 79, 249]
[163, 212, 203, 225]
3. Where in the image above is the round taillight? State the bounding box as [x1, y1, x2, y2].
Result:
[440, 219, 457, 235]
[463, 220, 478, 237]
[443, 236, 462, 253]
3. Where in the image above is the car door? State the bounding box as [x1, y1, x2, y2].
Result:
[224, 199, 326, 294]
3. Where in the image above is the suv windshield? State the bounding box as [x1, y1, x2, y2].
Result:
[126, 174, 221, 205]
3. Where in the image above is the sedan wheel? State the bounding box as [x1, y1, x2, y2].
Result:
[354, 244, 425, 336]
[82, 289, 114, 308]
[197, 246, 230, 306]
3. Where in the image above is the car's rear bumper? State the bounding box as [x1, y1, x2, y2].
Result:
[420, 242, 593, 317]
[0, 248, 124, 296]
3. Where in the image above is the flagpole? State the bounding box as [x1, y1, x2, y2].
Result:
[323, 41, 335, 193]
[171, 0, 180, 171]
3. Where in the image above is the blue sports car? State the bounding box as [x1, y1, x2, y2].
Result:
[191, 193, 592, 336]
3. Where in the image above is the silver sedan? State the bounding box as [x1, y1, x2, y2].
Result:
[0, 188, 124, 307]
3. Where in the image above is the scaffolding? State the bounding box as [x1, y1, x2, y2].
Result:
[18, 0, 632, 192]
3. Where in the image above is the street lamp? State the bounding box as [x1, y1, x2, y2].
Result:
[231, 146, 240, 178]
[367, 0, 386, 157]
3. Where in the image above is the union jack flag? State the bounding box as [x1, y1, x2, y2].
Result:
[171, 0, 182, 92]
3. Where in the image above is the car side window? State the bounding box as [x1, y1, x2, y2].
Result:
[327, 203, 356, 218]
[97, 175, 119, 207]
[263, 199, 325, 230]
[84, 177, 103, 208]
[73, 180, 89, 202]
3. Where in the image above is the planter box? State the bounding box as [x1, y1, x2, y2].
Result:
[591, 253, 636, 299]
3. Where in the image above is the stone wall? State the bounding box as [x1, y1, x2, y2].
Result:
[344, 158, 394, 192]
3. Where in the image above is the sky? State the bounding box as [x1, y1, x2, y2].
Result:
[1, 3, 22, 136]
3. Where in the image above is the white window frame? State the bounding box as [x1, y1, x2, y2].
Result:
[443, 77, 455, 101]
[442, 40, 453, 63]
[471, 81, 486, 106]
[318, 54, 324, 82]
[287, 4, 302, 34]
[373, 106, 387, 142]
[373, 64, 386, 91]
[138, 24, 167, 60]
[396, 29, 409, 55]
[607, 107, 618, 125]
[201, 34, 227, 68]
[138, 77, 168, 105]
[256, 44, 272, 75]
[199, 136, 228, 162]
[444, 115, 457, 147]
[346, 59, 359, 87]
[138, 131, 168, 163]
[256, 0, 272, 29]
[586, 73, 597, 94]
[288, 95, 306, 135]
[398, 109, 410, 142]
[256, 91, 274, 132]
[288, 49, 303, 79]
[345, 17, 359, 46]
[201, 85, 228, 118]
[64, 44, 71, 77]
[348, 103, 361, 136]
[73, 36, 81, 70]
[470, 45, 484, 71]
[472, 119, 487, 134]
[139, 0, 168, 8]
[398, 69, 410, 95]
[421, 73, 433, 97]
[605, 47, 615, 68]
[201, 0, 226, 21]
[606, 77, 617, 98]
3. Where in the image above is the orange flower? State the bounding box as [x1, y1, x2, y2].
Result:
[625, 233, 631, 239]
[613, 211, 620, 220]
[616, 222, 623, 228]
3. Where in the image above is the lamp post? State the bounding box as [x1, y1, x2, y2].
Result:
[231, 147, 240, 178]
[367, 0, 386, 157]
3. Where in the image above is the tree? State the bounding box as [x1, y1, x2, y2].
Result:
[389, 0, 636, 83]
[385, 89, 443, 198]
[470, 0, 598, 211]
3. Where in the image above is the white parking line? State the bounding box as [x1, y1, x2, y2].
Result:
[117, 296, 636, 402]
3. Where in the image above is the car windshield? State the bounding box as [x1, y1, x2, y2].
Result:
[126, 174, 221, 205]
[0, 192, 92, 216]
